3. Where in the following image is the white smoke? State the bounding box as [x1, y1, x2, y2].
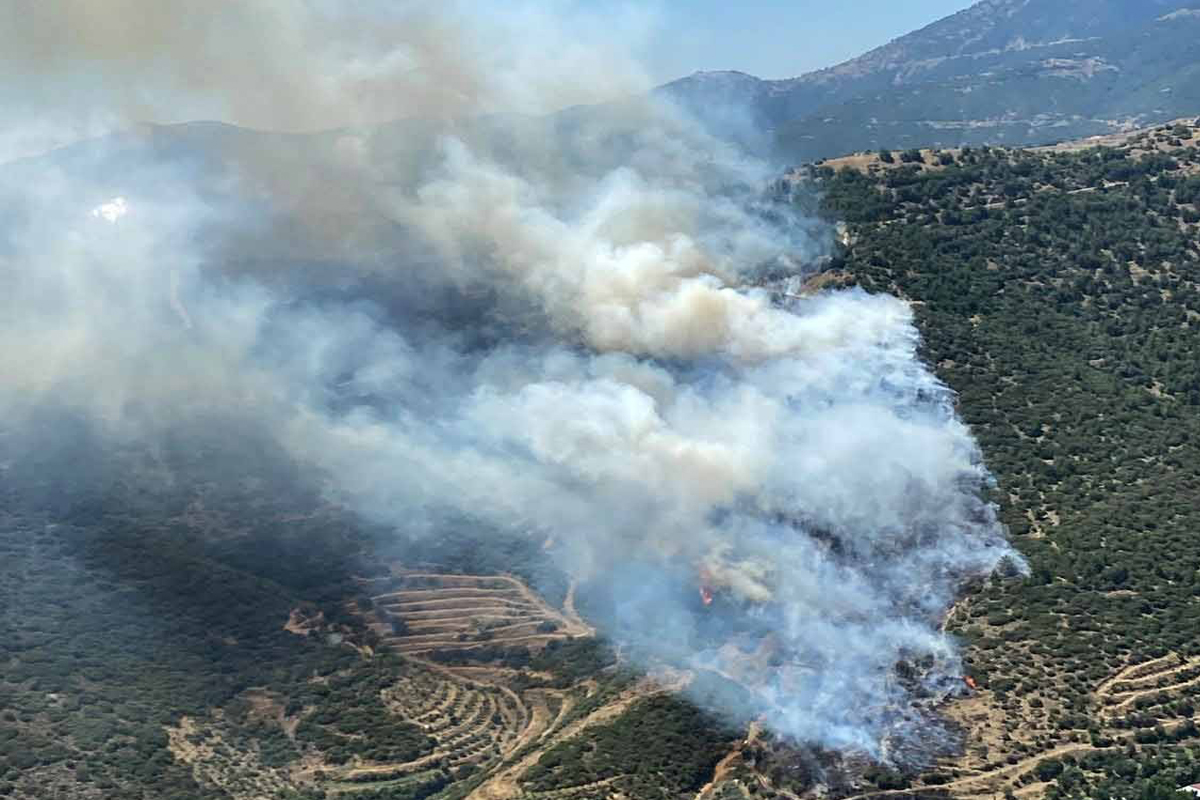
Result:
[0, 0, 1022, 760]
[274, 287, 1013, 754]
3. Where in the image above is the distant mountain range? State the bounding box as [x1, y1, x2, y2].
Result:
[15, 0, 1200, 195]
[660, 0, 1200, 162]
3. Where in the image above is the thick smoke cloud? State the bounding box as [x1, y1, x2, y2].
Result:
[0, 1, 653, 160]
[0, 1, 1020, 759]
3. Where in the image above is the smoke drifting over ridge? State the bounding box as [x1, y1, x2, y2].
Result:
[0, 1, 1020, 758]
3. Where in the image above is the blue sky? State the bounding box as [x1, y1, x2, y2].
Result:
[629, 0, 977, 81]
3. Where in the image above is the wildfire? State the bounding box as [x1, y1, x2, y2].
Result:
[698, 566, 715, 606]
[964, 675, 978, 690]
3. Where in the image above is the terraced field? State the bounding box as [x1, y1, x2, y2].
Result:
[169, 556, 1200, 800]
[315, 672, 532, 793]
[308, 666, 604, 798]
[273, 572, 598, 798]
[474, 674, 690, 800]
[164, 569, 675, 800]
[365, 573, 591, 657]
[1096, 654, 1200, 718]
[826, 653, 1200, 800]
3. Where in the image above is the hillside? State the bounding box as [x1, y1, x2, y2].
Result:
[11, 27, 1200, 800]
[792, 120, 1200, 800]
[661, 0, 1200, 161]
[11, 120, 1200, 800]
[0, 419, 737, 800]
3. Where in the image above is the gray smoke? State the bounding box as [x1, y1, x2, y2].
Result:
[0, 1, 1021, 759]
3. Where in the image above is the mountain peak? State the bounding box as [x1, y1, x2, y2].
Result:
[660, 0, 1200, 162]
[661, 70, 765, 92]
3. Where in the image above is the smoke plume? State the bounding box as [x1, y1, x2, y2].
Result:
[0, 1, 1021, 759]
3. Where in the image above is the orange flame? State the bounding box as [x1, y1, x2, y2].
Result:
[698, 566, 715, 606]
[964, 676, 978, 690]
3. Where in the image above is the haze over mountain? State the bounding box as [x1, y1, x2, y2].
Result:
[662, 0, 1200, 161]
[14, 0, 1200, 180]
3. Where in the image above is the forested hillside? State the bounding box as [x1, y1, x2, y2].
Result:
[11, 111, 1200, 800]
[813, 120, 1200, 800]
[0, 426, 397, 799]
[0, 427, 700, 800]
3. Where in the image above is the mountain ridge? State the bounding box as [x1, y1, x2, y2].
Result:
[660, 0, 1200, 162]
